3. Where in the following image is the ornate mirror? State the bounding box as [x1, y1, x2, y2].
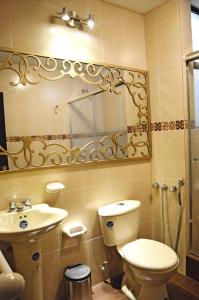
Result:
[0, 49, 151, 172]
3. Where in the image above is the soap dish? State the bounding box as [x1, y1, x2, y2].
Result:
[63, 224, 87, 238]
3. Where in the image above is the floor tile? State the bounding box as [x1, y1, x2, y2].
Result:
[92, 282, 128, 299]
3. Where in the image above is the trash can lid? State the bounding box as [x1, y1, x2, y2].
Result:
[64, 264, 91, 282]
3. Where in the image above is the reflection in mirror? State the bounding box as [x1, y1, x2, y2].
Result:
[0, 50, 151, 171]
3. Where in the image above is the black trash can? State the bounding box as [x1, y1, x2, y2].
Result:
[64, 264, 92, 300]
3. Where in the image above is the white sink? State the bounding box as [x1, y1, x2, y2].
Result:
[0, 203, 68, 242]
[0, 203, 68, 300]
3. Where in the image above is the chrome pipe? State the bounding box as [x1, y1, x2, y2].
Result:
[185, 50, 199, 62]
[175, 178, 184, 252]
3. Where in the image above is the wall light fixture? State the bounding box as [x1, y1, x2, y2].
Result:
[57, 7, 95, 29]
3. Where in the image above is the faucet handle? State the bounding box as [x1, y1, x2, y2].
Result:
[21, 198, 31, 207]
[8, 201, 17, 212]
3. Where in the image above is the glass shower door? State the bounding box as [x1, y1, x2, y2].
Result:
[187, 56, 199, 256]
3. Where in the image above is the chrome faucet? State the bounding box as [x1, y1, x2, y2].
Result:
[8, 198, 32, 212]
[21, 198, 32, 209]
[8, 201, 17, 212]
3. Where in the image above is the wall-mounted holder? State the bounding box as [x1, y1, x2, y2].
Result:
[45, 181, 65, 206]
[161, 184, 168, 191]
[63, 224, 87, 238]
[168, 186, 177, 192]
[152, 182, 160, 189]
[45, 181, 65, 193]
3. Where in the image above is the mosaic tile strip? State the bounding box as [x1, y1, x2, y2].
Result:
[6, 120, 190, 143]
[127, 120, 189, 133]
[7, 134, 71, 143]
[6, 131, 127, 142]
[150, 120, 188, 131]
[127, 124, 148, 133]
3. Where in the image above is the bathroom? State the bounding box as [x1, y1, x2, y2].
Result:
[0, 0, 198, 299]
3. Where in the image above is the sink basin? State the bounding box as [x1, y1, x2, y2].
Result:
[0, 203, 68, 242]
[0, 203, 68, 300]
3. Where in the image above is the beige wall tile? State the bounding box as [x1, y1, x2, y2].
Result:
[0, 0, 12, 47]
[11, 0, 46, 53]
[109, 162, 151, 182]
[41, 227, 62, 254]
[84, 184, 111, 239]
[86, 237, 109, 284]
[157, 18, 182, 74]
[139, 220, 152, 239]
[145, 0, 192, 275]
[152, 131, 185, 180]
[155, 0, 179, 25]
[161, 131, 185, 179]
[179, 0, 193, 55]
[0, 0, 151, 289]
[42, 249, 64, 300]
[152, 218, 186, 273]
[82, 166, 111, 187]
[144, 9, 157, 32]
[145, 29, 159, 76]
[148, 76, 161, 123]
[158, 71, 184, 121]
[0, 0, 193, 294]
[56, 189, 87, 228]
[151, 131, 164, 178]
[101, 1, 144, 31]
[121, 28, 146, 68]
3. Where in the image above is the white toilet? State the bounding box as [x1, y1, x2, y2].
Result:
[98, 200, 179, 300]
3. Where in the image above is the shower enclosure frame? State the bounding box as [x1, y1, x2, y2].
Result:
[185, 49, 199, 258]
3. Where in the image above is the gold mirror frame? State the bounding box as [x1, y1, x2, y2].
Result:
[0, 47, 151, 172]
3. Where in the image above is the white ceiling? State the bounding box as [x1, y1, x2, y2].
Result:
[104, 0, 168, 14]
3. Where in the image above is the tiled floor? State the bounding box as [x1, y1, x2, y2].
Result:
[167, 273, 199, 300]
[92, 282, 128, 300]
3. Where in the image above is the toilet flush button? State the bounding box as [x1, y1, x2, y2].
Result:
[117, 202, 125, 206]
[106, 221, 114, 229]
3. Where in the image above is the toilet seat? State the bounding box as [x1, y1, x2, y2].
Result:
[118, 239, 179, 271]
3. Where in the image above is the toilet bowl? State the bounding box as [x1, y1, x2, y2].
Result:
[118, 239, 179, 300]
[98, 200, 179, 300]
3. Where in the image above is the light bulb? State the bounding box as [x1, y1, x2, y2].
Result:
[87, 14, 95, 29]
[61, 7, 70, 21]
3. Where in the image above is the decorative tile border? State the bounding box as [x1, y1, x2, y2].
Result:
[6, 120, 190, 143]
[7, 134, 71, 143]
[127, 123, 148, 133]
[150, 120, 189, 131]
[127, 120, 189, 133]
[6, 131, 127, 143]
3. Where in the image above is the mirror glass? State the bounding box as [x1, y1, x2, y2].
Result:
[0, 50, 151, 171]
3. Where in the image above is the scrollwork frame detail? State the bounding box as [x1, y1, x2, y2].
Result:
[0, 48, 151, 172]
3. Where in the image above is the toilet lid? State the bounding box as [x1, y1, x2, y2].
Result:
[123, 239, 179, 271]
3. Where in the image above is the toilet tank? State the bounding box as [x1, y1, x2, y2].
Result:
[98, 200, 141, 247]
